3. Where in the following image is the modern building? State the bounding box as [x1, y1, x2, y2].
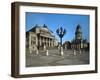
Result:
[71, 24, 89, 50]
[26, 24, 58, 53]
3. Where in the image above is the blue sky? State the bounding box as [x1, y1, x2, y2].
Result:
[26, 12, 89, 43]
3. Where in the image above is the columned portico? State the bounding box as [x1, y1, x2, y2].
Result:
[37, 35, 55, 48]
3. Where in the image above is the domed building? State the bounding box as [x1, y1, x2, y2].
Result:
[71, 24, 89, 50]
[26, 24, 58, 53]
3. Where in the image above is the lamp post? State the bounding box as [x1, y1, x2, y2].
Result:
[56, 27, 66, 55]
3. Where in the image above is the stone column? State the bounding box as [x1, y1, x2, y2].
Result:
[29, 35, 31, 47]
[41, 36, 43, 46]
[49, 38, 50, 47]
[46, 38, 47, 47]
[48, 38, 49, 47]
[46, 38, 48, 47]
[49, 39, 51, 47]
[43, 37, 44, 45]
[50, 39, 52, 47]
[44, 37, 46, 46]
[50, 39, 51, 47]
[29, 35, 32, 54]
[39, 36, 41, 46]
[51, 39, 53, 47]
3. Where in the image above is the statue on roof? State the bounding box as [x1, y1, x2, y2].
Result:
[43, 24, 47, 28]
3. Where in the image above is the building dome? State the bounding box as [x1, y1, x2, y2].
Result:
[75, 24, 82, 40]
[76, 24, 81, 29]
[42, 24, 49, 31]
[76, 24, 82, 33]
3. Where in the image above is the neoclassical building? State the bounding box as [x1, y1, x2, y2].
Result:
[71, 24, 89, 50]
[26, 24, 58, 53]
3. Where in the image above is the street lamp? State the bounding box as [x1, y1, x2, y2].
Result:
[56, 27, 66, 55]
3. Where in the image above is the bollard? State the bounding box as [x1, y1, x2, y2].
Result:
[44, 45, 46, 51]
[73, 50, 76, 55]
[60, 47, 64, 56]
[61, 51, 64, 56]
[36, 50, 39, 55]
[30, 50, 32, 54]
[46, 50, 49, 56]
[79, 50, 81, 54]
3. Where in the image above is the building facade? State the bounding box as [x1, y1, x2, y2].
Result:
[71, 24, 89, 50]
[63, 41, 71, 50]
[26, 24, 58, 53]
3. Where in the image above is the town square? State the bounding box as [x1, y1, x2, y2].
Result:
[25, 12, 89, 67]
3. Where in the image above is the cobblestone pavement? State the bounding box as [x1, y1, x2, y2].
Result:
[26, 50, 89, 67]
